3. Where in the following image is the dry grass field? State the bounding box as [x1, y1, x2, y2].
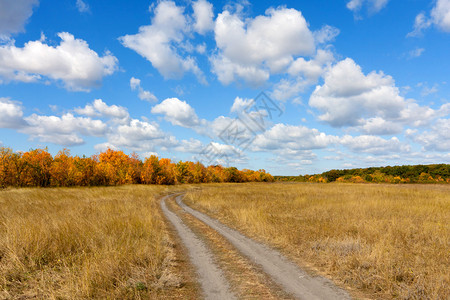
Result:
[0, 185, 198, 299]
[185, 183, 450, 299]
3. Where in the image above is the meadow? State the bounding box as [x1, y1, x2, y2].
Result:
[185, 183, 450, 299]
[0, 185, 198, 299]
[1, 182, 448, 299]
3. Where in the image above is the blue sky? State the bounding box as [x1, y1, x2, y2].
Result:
[0, 0, 449, 175]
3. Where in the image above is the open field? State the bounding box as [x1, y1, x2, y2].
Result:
[0, 185, 199, 299]
[1, 183, 448, 299]
[185, 183, 450, 299]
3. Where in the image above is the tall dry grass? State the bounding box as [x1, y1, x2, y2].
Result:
[185, 183, 450, 299]
[0, 185, 184, 299]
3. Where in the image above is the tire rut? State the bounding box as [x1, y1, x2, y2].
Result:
[176, 195, 352, 300]
[160, 194, 236, 300]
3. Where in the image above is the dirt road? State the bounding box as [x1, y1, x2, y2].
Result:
[161, 193, 351, 299]
[160, 194, 236, 300]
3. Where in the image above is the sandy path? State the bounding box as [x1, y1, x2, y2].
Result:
[160, 194, 236, 300]
[176, 195, 351, 300]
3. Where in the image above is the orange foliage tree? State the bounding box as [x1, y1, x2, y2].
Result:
[0, 147, 274, 188]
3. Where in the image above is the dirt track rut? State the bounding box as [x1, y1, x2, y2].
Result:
[160, 194, 235, 300]
[161, 193, 351, 299]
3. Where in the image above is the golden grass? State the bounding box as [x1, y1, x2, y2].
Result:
[185, 183, 450, 299]
[0, 185, 194, 299]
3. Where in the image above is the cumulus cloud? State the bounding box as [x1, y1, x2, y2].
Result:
[271, 49, 335, 101]
[212, 6, 315, 85]
[0, 0, 38, 36]
[74, 99, 129, 122]
[408, 0, 450, 36]
[192, 0, 214, 34]
[309, 58, 404, 127]
[21, 113, 107, 146]
[408, 12, 432, 37]
[313, 25, 340, 44]
[288, 49, 335, 81]
[252, 123, 337, 152]
[151, 97, 200, 127]
[230, 97, 253, 113]
[211, 54, 269, 86]
[431, 0, 450, 32]
[193, 141, 246, 166]
[411, 118, 450, 152]
[0, 32, 118, 91]
[0, 97, 26, 129]
[359, 117, 403, 135]
[346, 0, 389, 15]
[0, 97, 182, 153]
[340, 135, 410, 155]
[130, 77, 157, 102]
[119, 1, 206, 84]
[309, 58, 447, 134]
[0, 97, 27, 128]
[101, 119, 178, 152]
[76, 0, 90, 13]
[175, 138, 204, 153]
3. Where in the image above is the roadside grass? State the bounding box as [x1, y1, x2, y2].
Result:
[0, 185, 196, 299]
[185, 183, 450, 299]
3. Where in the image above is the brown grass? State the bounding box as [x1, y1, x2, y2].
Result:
[0, 185, 198, 299]
[185, 183, 450, 299]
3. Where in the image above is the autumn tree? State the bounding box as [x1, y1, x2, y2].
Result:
[19, 148, 53, 187]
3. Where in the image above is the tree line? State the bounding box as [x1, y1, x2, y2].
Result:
[276, 164, 450, 184]
[0, 147, 274, 188]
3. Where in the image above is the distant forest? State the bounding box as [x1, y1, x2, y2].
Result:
[275, 164, 450, 184]
[0, 147, 274, 188]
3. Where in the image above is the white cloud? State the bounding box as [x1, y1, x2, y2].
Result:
[102, 118, 178, 152]
[309, 58, 405, 127]
[76, 0, 90, 13]
[407, 47, 425, 59]
[288, 49, 335, 80]
[313, 25, 340, 44]
[408, 12, 432, 37]
[431, 0, 450, 32]
[175, 138, 204, 153]
[252, 123, 337, 152]
[0, 97, 27, 128]
[0, 32, 118, 91]
[420, 83, 438, 96]
[192, 0, 214, 34]
[21, 113, 107, 146]
[130, 77, 157, 102]
[211, 54, 269, 86]
[271, 49, 335, 102]
[411, 118, 450, 152]
[359, 117, 403, 135]
[408, 0, 450, 36]
[230, 97, 252, 113]
[0, 0, 38, 36]
[346, 0, 389, 15]
[194, 141, 246, 166]
[74, 99, 129, 122]
[119, 1, 206, 84]
[212, 6, 315, 85]
[340, 135, 410, 155]
[309, 58, 446, 134]
[151, 97, 200, 127]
